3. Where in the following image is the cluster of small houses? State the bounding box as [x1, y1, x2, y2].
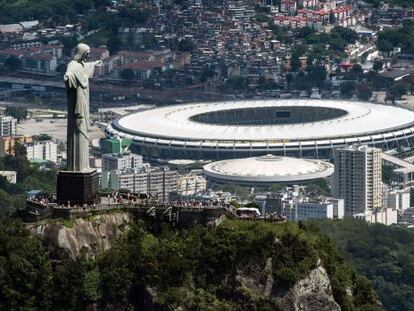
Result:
[0, 0, 414, 93]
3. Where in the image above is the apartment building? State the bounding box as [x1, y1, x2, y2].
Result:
[25, 140, 58, 163]
[102, 167, 178, 201]
[0, 115, 17, 137]
[332, 145, 382, 216]
[0, 135, 32, 156]
[102, 153, 143, 171]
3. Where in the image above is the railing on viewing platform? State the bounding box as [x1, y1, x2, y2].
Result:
[26, 196, 286, 224]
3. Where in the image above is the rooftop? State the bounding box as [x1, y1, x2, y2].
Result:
[203, 154, 334, 183]
[113, 99, 414, 142]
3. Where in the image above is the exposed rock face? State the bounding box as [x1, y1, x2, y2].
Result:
[235, 257, 340, 311]
[277, 265, 341, 311]
[29, 212, 132, 259]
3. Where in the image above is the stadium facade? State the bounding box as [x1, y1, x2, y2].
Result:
[105, 100, 414, 161]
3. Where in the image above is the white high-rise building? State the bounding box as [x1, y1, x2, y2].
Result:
[332, 145, 382, 216]
[25, 140, 58, 163]
[102, 153, 143, 171]
[0, 115, 17, 137]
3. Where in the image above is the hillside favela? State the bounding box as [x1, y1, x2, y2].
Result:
[1, 0, 414, 310]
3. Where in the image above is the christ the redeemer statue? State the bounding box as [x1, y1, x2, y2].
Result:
[64, 43, 102, 171]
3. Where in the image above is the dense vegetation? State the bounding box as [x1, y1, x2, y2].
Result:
[310, 219, 414, 311]
[4, 106, 27, 121]
[0, 0, 110, 24]
[0, 146, 55, 219]
[296, 26, 358, 57]
[377, 21, 414, 54]
[0, 218, 381, 310]
[365, 0, 414, 8]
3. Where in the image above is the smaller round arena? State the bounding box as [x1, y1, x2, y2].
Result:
[203, 154, 334, 186]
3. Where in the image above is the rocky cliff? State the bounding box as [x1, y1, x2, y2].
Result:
[29, 212, 133, 258]
[276, 264, 341, 311]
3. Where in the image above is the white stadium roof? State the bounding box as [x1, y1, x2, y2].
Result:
[114, 100, 414, 142]
[106, 99, 414, 160]
[203, 154, 334, 183]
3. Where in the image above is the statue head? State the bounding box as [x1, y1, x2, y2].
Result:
[74, 43, 90, 62]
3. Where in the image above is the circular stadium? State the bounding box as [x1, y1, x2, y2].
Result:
[203, 154, 334, 186]
[105, 99, 414, 160]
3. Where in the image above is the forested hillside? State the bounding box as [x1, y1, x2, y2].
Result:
[0, 218, 382, 310]
[365, 0, 414, 7]
[311, 219, 414, 311]
[0, 0, 110, 24]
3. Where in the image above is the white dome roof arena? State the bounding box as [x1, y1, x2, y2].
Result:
[106, 99, 414, 160]
[203, 154, 334, 186]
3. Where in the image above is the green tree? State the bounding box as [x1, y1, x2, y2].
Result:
[53, 252, 101, 309]
[373, 60, 383, 72]
[351, 63, 363, 74]
[329, 12, 336, 24]
[308, 63, 327, 87]
[61, 36, 78, 57]
[377, 39, 393, 53]
[200, 66, 215, 82]
[356, 83, 373, 101]
[387, 82, 407, 103]
[340, 81, 356, 98]
[98, 244, 133, 303]
[222, 77, 249, 90]
[292, 70, 312, 91]
[118, 6, 149, 26]
[329, 36, 347, 52]
[120, 69, 135, 81]
[290, 52, 301, 71]
[56, 63, 67, 73]
[4, 106, 27, 121]
[230, 200, 241, 208]
[178, 39, 195, 53]
[296, 27, 314, 38]
[0, 220, 53, 310]
[332, 26, 358, 44]
[107, 36, 122, 55]
[36, 133, 53, 141]
[244, 202, 260, 208]
[377, 23, 414, 54]
[4, 56, 22, 69]
[0, 146, 56, 218]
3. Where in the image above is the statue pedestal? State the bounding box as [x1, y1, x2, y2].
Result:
[57, 169, 99, 205]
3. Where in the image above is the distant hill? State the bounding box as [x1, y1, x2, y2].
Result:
[364, 0, 414, 8]
[0, 0, 109, 24]
[310, 218, 414, 311]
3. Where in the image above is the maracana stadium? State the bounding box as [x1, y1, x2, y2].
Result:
[105, 99, 414, 161]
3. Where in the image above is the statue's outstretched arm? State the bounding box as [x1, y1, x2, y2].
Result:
[85, 60, 103, 78]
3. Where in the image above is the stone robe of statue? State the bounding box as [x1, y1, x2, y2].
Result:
[64, 43, 101, 172]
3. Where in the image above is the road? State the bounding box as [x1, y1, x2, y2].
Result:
[0, 75, 64, 88]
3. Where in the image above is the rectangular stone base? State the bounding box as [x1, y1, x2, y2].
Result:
[57, 170, 99, 205]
